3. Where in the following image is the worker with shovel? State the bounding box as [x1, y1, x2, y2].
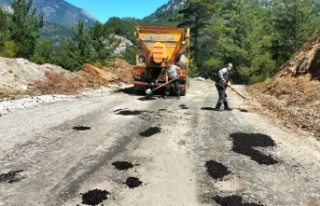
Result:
[165, 61, 182, 99]
[215, 63, 234, 110]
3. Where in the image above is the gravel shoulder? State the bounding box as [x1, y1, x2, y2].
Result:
[0, 80, 319, 206]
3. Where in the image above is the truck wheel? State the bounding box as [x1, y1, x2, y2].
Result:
[180, 88, 187, 96]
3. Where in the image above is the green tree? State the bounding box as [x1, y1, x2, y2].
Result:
[88, 21, 116, 62]
[122, 45, 137, 65]
[171, 0, 216, 66]
[9, 0, 43, 58]
[54, 40, 81, 71]
[88, 21, 106, 52]
[0, 8, 17, 57]
[271, 0, 318, 66]
[0, 40, 18, 58]
[201, 0, 276, 84]
[73, 21, 96, 63]
[30, 38, 55, 64]
[0, 8, 8, 34]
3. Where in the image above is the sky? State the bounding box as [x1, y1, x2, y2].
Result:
[65, 0, 170, 23]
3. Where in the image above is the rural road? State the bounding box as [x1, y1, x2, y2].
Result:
[0, 80, 319, 206]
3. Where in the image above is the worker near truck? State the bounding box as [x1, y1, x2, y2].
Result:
[165, 61, 182, 99]
[215, 63, 234, 110]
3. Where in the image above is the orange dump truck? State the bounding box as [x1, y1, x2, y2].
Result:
[133, 26, 190, 95]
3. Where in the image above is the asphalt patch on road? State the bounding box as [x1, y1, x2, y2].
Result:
[213, 195, 264, 206]
[230, 133, 278, 165]
[81, 189, 110, 205]
[205, 161, 231, 180]
[125, 177, 142, 189]
[238, 108, 249, 113]
[112, 161, 134, 170]
[73, 126, 91, 131]
[179, 104, 189, 109]
[0, 170, 24, 183]
[115, 109, 147, 116]
[158, 109, 167, 112]
[139, 127, 161, 137]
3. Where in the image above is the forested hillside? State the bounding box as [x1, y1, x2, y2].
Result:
[0, 0, 320, 85]
[168, 0, 320, 83]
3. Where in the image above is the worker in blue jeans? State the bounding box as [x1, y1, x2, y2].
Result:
[165, 61, 182, 99]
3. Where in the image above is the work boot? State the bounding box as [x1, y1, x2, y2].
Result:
[223, 101, 232, 111]
[215, 102, 222, 110]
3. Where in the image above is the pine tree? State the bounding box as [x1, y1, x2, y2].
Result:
[54, 40, 81, 71]
[0, 8, 17, 57]
[271, 0, 318, 66]
[30, 38, 55, 64]
[73, 21, 96, 63]
[171, 0, 216, 66]
[203, 0, 276, 84]
[9, 0, 43, 58]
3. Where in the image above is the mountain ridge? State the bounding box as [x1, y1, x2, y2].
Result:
[0, 0, 97, 28]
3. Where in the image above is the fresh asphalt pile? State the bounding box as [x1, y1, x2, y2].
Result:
[0, 170, 24, 183]
[125, 177, 143, 189]
[139, 127, 161, 137]
[73, 126, 91, 131]
[205, 160, 231, 180]
[112, 161, 134, 170]
[115, 109, 147, 116]
[230, 133, 278, 165]
[81, 189, 110, 206]
[213, 195, 264, 206]
[179, 104, 189, 109]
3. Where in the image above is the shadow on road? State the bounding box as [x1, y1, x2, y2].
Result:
[115, 86, 136, 95]
[137, 96, 157, 101]
[201, 107, 216, 111]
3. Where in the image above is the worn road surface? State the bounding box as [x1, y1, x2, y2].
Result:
[0, 80, 319, 206]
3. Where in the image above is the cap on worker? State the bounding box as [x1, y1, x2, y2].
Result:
[227, 63, 233, 68]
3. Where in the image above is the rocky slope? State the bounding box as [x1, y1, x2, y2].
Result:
[248, 31, 320, 139]
[144, 0, 187, 23]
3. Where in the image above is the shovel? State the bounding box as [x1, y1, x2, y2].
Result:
[145, 76, 180, 96]
[229, 85, 247, 100]
[215, 83, 247, 100]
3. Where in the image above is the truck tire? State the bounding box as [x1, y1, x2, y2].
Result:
[180, 88, 187, 96]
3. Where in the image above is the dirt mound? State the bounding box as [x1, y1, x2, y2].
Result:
[102, 59, 134, 84]
[248, 32, 320, 139]
[82, 63, 119, 81]
[0, 58, 133, 97]
[0, 57, 76, 95]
